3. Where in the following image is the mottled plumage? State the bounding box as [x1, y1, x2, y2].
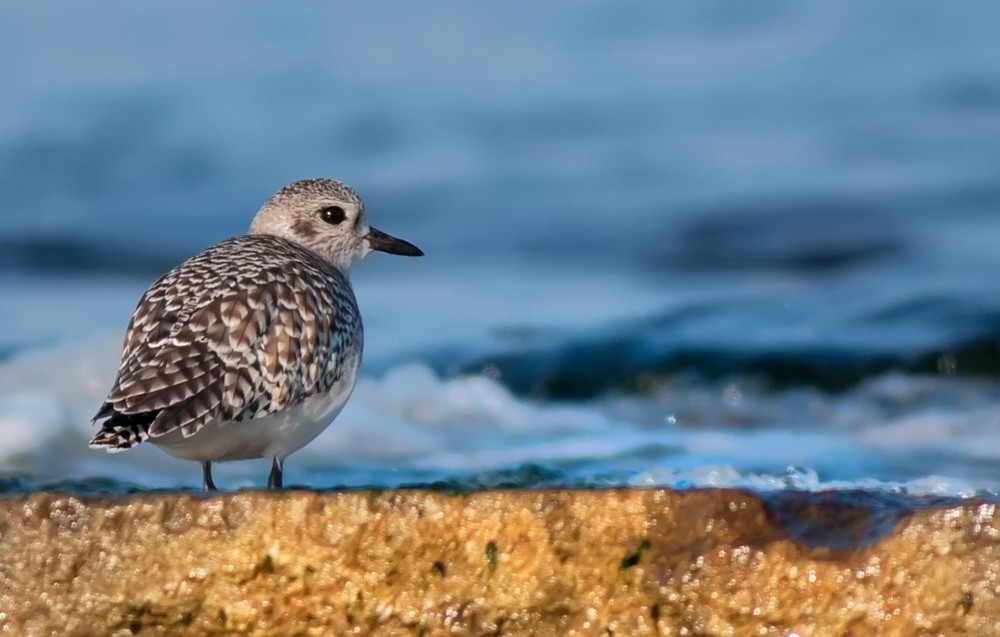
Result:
[90, 178, 423, 490]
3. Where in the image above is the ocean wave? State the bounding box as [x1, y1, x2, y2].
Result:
[2, 337, 1000, 494]
[0, 339, 616, 488]
[445, 295, 1000, 399]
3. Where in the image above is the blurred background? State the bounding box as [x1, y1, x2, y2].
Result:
[1, 1, 999, 493]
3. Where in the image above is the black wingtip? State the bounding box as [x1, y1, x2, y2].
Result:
[92, 401, 116, 422]
[88, 409, 159, 452]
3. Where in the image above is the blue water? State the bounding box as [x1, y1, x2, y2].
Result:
[1, 2, 1000, 493]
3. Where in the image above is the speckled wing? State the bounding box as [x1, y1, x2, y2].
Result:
[90, 235, 361, 451]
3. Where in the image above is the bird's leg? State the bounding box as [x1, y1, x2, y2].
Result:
[268, 457, 283, 490]
[202, 461, 217, 492]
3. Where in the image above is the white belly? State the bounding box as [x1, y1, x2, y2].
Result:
[151, 366, 358, 462]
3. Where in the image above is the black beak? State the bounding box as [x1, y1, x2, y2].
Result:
[366, 226, 424, 257]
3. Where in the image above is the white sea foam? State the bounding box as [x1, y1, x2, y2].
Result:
[0, 338, 620, 487]
[629, 466, 979, 498]
[0, 337, 998, 494]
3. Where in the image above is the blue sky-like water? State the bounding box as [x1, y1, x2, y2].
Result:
[1, 2, 1000, 493]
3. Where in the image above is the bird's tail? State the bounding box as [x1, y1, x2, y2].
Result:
[89, 407, 157, 453]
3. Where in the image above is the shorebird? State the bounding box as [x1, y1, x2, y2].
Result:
[89, 178, 423, 490]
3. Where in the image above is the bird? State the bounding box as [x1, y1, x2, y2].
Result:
[89, 178, 423, 490]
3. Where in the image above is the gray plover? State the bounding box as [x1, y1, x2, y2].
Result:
[89, 178, 423, 490]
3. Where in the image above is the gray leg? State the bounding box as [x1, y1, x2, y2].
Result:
[267, 457, 283, 490]
[202, 461, 217, 492]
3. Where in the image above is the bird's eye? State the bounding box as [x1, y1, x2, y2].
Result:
[319, 206, 346, 225]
